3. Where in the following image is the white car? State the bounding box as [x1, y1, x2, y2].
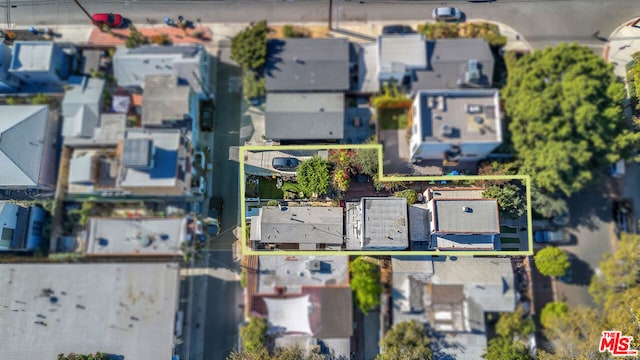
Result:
[432, 7, 462, 21]
[198, 176, 207, 195]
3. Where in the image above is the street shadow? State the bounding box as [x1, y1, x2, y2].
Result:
[568, 176, 616, 231]
[567, 255, 594, 287]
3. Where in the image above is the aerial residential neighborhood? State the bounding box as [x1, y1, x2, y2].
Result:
[0, 1, 639, 360]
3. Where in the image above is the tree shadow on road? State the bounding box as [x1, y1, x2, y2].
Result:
[568, 176, 617, 231]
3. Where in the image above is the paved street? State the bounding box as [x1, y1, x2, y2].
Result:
[201, 250, 245, 360]
[551, 177, 618, 308]
[209, 39, 243, 250]
[5, 0, 640, 50]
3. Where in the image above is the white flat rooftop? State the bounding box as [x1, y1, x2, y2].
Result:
[0, 263, 180, 360]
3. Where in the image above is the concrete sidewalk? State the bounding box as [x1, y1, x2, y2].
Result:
[19, 19, 532, 52]
[604, 18, 640, 79]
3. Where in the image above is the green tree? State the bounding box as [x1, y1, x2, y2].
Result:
[530, 186, 568, 219]
[231, 20, 269, 73]
[296, 156, 330, 197]
[355, 146, 379, 177]
[239, 316, 268, 354]
[483, 336, 531, 360]
[589, 232, 640, 306]
[227, 345, 328, 360]
[243, 72, 265, 100]
[349, 257, 382, 314]
[540, 301, 569, 329]
[482, 183, 526, 219]
[57, 354, 109, 360]
[282, 24, 306, 38]
[538, 307, 604, 360]
[394, 189, 417, 205]
[534, 246, 570, 277]
[30, 93, 49, 105]
[503, 43, 640, 196]
[125, 24, 149, 48]
[495, 306, 535, 339]
[377, 320, 432, 360]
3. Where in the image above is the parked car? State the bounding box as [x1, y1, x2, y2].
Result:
[200, 99, 215, 132]
[432, 7, 462, 21]
[272, 157, 300, 172]
[382, 25, 414, 34]
[534, 229, 571, 244]
[613, 199, 633, 236]
[198, 176, 207, 195]
[204, 197, 223, 236]
[92, 13, 123, 27]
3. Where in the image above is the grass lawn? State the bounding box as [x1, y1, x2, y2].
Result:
[500, 225, 518, 234]
[259, 178, 305, 199]
[379, 108, 409, 130]
[500, 237, 521, 244]
[258, 179, 283, 199]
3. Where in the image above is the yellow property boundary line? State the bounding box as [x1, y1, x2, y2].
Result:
[240, 144, 533, 256]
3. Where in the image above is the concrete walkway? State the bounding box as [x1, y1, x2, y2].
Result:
[604, 18, 640, 79]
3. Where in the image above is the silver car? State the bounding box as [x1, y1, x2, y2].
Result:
[432, 7, 462, 21]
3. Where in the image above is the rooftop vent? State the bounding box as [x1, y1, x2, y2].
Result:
[440, 124, 453, 137]
[462, 206, 472, 213]
[467, 104, 483, 114]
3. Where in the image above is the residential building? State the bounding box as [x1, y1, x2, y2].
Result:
[0, 43, 18, 92]
[345, 197, 409, 250]
[142, 74, 195, 127]
[249, 206, 343, 250]
[0, 105, 59, 191]
[61, 76, 105, 141]
[113, 44, 211, 96]
[265, 93, 344, 142]
[391, 256, 517, 360]
[84, 216, 190, 256]
[409, 89, 502, 164]
[265, 38, 350, 92]
[427, 196, 500, 250]
[8, 41, 70, 87]
[376, 35, 494, 91]
[0, 202, 46, 252]
[248, 256, 352, 358]
[0, 263, 181, 360]
[117, 128, 193, 196]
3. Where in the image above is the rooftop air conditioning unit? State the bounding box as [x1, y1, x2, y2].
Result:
[306, 260, 322, 272]
[440, 124, 453, 137]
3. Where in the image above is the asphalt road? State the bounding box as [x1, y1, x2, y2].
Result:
[552, 176, 619, 308]
[5, 0, 640, 49]
[201, 250, 245, 360]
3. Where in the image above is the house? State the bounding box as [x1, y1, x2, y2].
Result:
[142, 74, 195, 127]
[249, 206, 344, 250]
[265, 93, 344, 142]
[377, 35, 494, 91]
[0, 202, 46, 252]
[409, 89, 502, 164]
[113, 44, 210, 96]
[248, 256, 352, 358]
[345, 197, 409, 250]
[391, 256, 516, 360]
[84, 216, 189, 256]
[265, 38, 350, 92]
[0, 105, 59, 191]
[0, 43, 19, 92]
[427, 197, 500, 250]
[9, 41, 70, 87]
[0, 263, 180, 360]
[116, 128, 192, 196]
[61, 76, 105, 141]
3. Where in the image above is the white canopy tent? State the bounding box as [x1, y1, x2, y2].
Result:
[264, 295, 312, 335]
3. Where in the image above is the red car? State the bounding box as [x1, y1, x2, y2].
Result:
[92, 13, 123, 27]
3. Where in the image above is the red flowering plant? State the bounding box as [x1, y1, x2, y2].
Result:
[328, 149, 360, 192]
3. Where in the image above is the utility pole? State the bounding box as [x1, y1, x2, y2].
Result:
[72, 0, 101, 29]
[328, 0, 333, 30]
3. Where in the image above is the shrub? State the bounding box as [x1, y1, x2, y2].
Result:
[266, 200, 280, 206]
[282, 24, 306, 38]
[394, 189, 417, 205]
[242, 72, 265, 100]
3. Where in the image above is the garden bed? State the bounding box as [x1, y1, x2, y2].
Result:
[379, 108, 409, 130]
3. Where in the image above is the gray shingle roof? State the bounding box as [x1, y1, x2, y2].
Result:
[255, 206, 343, 245]
[0, 105, 49, 187]
[265, 38, 350, 91]
[265, 93, 344, 140]
[62, 76, 105, 138]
